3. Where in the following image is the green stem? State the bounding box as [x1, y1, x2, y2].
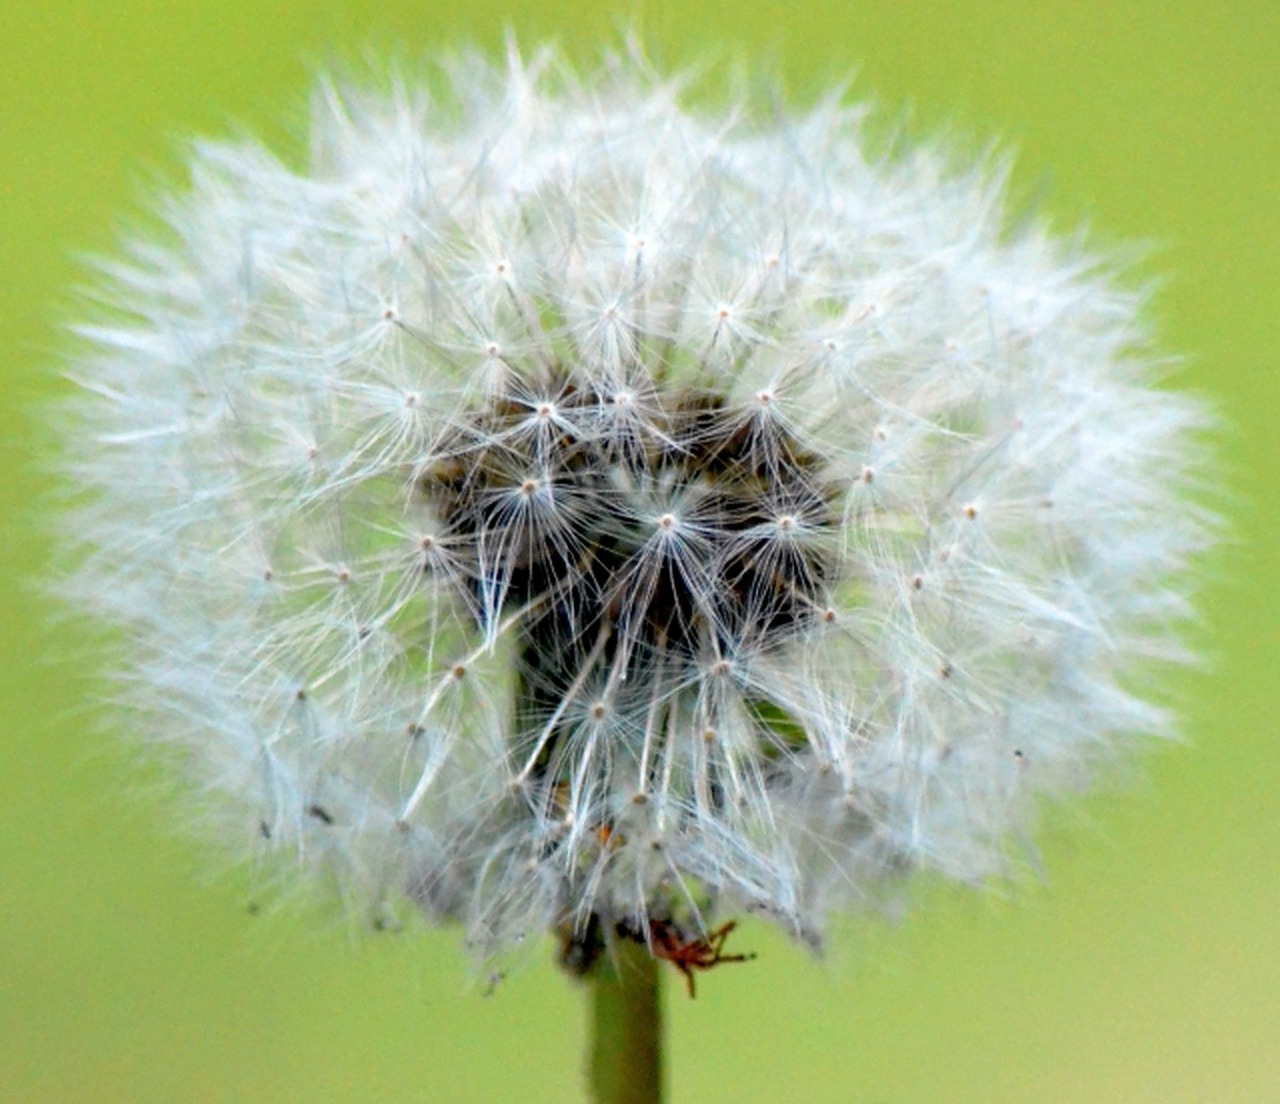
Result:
[587, 938, 663, 1104]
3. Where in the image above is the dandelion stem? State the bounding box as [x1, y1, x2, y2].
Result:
[587, 939, 663, 1104]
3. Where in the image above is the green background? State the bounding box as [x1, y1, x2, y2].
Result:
[3, 3, 1277, 1101]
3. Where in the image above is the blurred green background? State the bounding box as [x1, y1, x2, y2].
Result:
[3, 2, 1277, 1102]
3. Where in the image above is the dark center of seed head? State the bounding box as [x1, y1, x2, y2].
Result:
[420, 374, 838, 778]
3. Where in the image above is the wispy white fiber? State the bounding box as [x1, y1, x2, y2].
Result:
[60, 44, 1214, 962]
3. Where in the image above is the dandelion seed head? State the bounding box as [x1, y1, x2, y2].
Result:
[60, 44, 1214, 965]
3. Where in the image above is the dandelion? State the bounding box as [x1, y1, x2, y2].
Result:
[59, 42, 1213, 1103]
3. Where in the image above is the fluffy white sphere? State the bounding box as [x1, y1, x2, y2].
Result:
[62, 46, 1213, 963]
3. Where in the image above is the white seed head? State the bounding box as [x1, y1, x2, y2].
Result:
[59, 46, 1214, 964]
